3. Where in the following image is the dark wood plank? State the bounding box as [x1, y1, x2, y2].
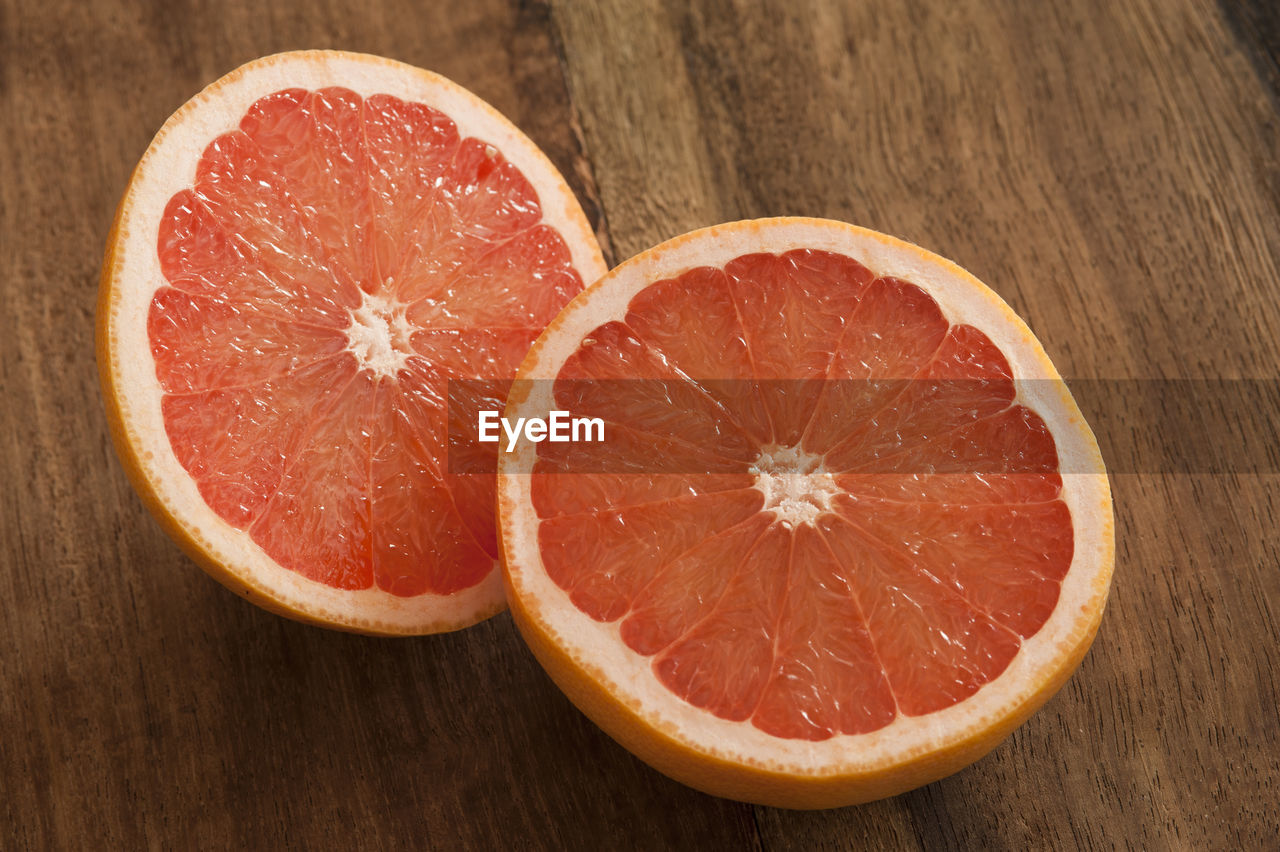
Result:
[548, 0, 1280, 847]
[0, 0, 753, 848]
[1220, 0, 1280, 105]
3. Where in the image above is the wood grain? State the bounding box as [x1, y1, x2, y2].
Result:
[1, 0, 1277, 848]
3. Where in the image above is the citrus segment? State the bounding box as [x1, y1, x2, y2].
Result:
[722, 252, 870, 445]
[835, 497, 1072, 637]
[802, 275, 950, 455]
[157, 188, 353, 328]
[833, 471, 1062, 504]
[553, 320, 758, 463]
[250, 371, 376, 591]
[623, 266, 774, 444]
[750, 524, 896, 740]
[99, 51, 606, 633]
[500, 218, 1112, 806]
[538, 488, 763, 621]
[818, 514, 1023, 716]
[148, 286, 349, 393]
[530, 467, 755, 519]
[617, 512, 776, 656]
[650, 519, 793, 720]
[159, 355, 359, 528]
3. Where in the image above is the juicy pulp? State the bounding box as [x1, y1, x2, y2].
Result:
[531, 250, 1072, 740]
[150, 87, 583, 596]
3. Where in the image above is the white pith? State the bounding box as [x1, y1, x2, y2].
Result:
[498, 218, 1113, 774]
[750, 445, 838, 527]
[346, 287, 414, 378]
[101, 51, 608, 633]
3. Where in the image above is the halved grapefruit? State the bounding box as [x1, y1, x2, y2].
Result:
[498, 218, 1113, 807]
[98, 51, 606, 634]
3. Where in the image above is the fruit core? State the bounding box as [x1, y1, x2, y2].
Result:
[750, 444, 838, 526]
[346, 285, 415, 378]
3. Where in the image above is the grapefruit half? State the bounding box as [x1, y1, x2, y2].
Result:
[498, 218, 1113, 807]
[98, 51, 606, 634]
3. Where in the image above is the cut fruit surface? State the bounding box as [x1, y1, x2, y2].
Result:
[98, 51, 606, 634]
[498, 218, 1112, 807]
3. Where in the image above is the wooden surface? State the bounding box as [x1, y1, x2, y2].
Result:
[2, 0, 1278, 847]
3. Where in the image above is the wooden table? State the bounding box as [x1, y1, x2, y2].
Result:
[3, 0, 1277, 847]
